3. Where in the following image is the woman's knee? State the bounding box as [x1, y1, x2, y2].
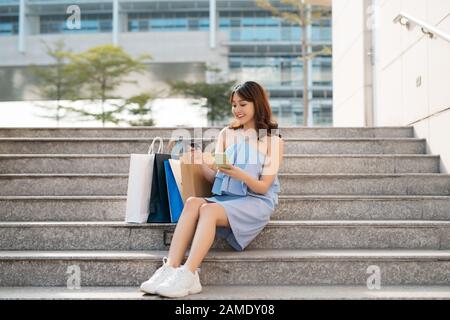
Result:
[185, 197, 206, 207]
[183, 197, 206, 218]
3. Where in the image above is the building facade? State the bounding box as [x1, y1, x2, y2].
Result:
[332, 0, 450, 172]
[0, 0, 332, 126]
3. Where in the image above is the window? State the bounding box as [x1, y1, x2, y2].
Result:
[0, 16, 19, 36]
[40, 14, 112, 34]
[128, 13, 208, 32]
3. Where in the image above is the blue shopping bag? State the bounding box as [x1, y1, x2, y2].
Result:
[164, 159, 184, 223]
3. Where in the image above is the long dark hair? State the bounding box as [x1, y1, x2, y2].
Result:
[228, 81, 281, 139]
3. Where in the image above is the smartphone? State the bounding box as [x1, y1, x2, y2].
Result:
[215, 153, 232, 169]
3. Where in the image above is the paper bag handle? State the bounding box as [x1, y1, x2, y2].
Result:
[148, 137, 164, 154]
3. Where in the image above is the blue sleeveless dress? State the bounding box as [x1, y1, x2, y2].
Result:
[203, 133, 281, 251]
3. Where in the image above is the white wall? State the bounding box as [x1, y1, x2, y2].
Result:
[333, 0, 450, 173]
[332, 0, 372, 126]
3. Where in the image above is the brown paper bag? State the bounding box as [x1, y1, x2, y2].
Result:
[179, 151, 214, 203]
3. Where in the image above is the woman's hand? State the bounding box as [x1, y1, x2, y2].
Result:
[217, 164, 247, 182]
[187, 147, 217, 183]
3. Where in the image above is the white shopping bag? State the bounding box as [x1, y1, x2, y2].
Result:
[125, 137, 164, 223]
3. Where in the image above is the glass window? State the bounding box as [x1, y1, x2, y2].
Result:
[0, 16, 19, 36]
[150, 19, 168, 29]
[265, 17, 280, 27]
[265, 27, 280, 40]
[128, 20, 138, 32]
[99, 20, 112, 32]
[230, 29, 240, 41]
[40, 14, 112, 34]
[129, 14, 210, 32]
[138, 20, 149, 31]
[229, 56, 306, 87]
[125, 12, 330, 47]
[312, 25, 331, 41]
[230, 19, 240, 27]
[188, 19, 199, 30]
[241, 17, 254, 26]
[219, 18, 230, 28]
[199, 18, 209, 30]
[172, 18, 188, 29]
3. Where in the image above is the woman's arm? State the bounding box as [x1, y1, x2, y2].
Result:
[200, 160, 217, 184]
[218, 135, 284, 195]
[243, 136, 284, 194]
[197, 127, 227, 184]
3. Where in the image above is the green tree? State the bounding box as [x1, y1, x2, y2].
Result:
[123, 93, 155, 126]
[256, 0, 331, 126]
[66, 45, 151, 126]
[30, 40, 81, 126]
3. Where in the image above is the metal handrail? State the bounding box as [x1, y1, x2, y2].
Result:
[393, 12, 450, 43]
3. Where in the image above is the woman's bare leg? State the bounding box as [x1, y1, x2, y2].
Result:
[166, 197, 207, 268]
[184, 203, 230, 273]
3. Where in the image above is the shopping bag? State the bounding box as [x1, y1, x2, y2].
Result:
[147, 152, 172, 223]
[179, 151, 213, 203]
[125, 137, 163, 223]
[164, 159, 184, 223]
[169, 159, 182, 193]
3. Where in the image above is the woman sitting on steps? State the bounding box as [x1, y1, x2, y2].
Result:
[140, 81, 284, 298]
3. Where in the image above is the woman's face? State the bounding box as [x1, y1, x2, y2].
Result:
[231, 93, 255, 127]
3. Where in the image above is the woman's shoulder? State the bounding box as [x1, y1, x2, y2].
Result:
[222, 125, 241, 133]
[220, 126, 236, 137]
[266, 134, 284, 147]
[220, 126, 231, 134]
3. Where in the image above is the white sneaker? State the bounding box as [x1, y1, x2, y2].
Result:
[156, 265, 202, 298]
[140, 257, 177, 294]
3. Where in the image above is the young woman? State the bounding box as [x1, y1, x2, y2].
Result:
[140, 81, 284, 298]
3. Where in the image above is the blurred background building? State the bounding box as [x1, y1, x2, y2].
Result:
[0, 0, 332, 127]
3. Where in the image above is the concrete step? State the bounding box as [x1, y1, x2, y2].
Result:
[0, 126, 413, 138]
[1, 173, 449, 196]
[1, 195, 450, 222]
[1, 285, 450, 300]
[1, 249, 450, 286]
[1, 221, 449, 250]
[0, 137, 426, 155]
[0, 154, 440, 174]
[0, 196, 126, 222]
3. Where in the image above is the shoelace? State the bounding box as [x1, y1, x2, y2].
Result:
[168, 267, 191, 282]
[154, 257, 172, 278]
[159, 256, 201, 279]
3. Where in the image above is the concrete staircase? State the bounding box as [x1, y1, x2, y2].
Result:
[1, 126, 450, 300]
